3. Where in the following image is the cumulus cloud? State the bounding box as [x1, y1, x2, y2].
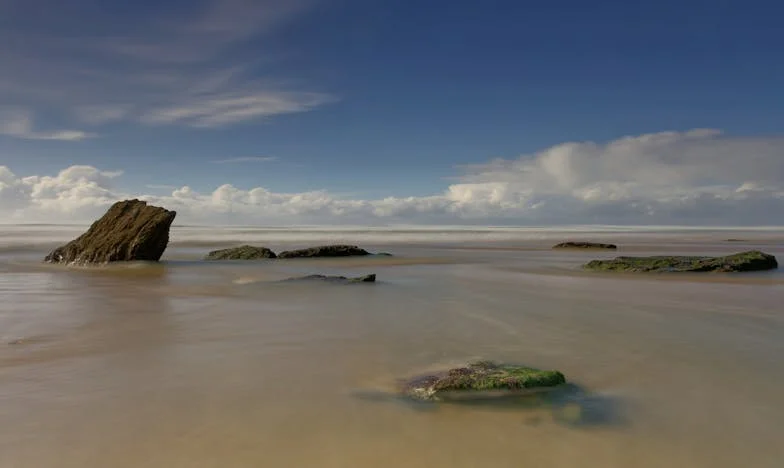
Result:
[0, 166, 122, 220]
[0, 0, 334, 136]
[2, 130, 784, 225]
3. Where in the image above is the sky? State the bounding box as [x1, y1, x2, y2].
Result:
[0, 0, 783, 225]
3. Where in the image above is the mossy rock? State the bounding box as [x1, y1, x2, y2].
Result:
[553, 242, 617, 250]
[400, 360, 566, 401]
[205, 245, 277, 260]
[583, 250, 777, 273]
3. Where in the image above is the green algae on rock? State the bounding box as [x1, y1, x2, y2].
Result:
[205, 245, 277, 260]
[583, 250, 778, 273]
[401, 360, 566, 401]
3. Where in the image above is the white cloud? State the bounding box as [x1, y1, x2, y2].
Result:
[0, 107, 93, 141]
[0, 165, 122, 220]
[211, 156, 279, 164]
[2, 130, 783, 225]
[0, 0, 334, 134]
[140, 92, 334, 128]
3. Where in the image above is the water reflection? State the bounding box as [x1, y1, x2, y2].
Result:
[351, 383, 629, 429]
[0, 265, 177, 369]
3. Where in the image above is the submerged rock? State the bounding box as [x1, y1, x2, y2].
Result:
[205, 245, 277, 260]
[553, 242, 617, 250]
[44, 199, 176, 265]
[283, 273, 376, 283]
[278, 245, 370, 259]
[583, 250, 778, 273]
[400, 360, 566, 401]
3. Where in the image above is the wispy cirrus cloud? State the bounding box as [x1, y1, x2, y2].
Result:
[141, 92, 334, 128]
[0, 107, 94, 141]
[211, 156, 279, 164]
[0, 0, 334, 138]
[72, 105, 131, 125]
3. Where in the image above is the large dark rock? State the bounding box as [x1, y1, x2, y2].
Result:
[278, 245, 370, 259]
[400, 360, 566, 401]
[44, 199, 176, 265]
[282, 274, 376, 283]
[205, 245, 277, 260]
[583, 250, 778, 273]
[553, 242, 617, 250]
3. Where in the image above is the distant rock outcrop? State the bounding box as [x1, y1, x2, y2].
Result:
[553, 242, 617, 250]
[282, 274, 376, 283]
[583, 250, 778, 273]
[205, 245, 277, 260]
[278, 245, 370, 259]
[44, 199, 176, 265]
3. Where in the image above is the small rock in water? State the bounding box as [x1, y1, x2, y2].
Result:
[205, 245, 277, 260]
[583, 250, 778, 273]
[282, 274, 376, 283]
[278, 245, 370, 259]
[400, 360, 566, 401]
[553, 242, 617, 250]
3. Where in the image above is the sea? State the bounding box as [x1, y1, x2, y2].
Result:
[1, 224, 783, 468]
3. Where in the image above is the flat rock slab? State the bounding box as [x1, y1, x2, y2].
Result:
[583, 250, 778, 273]
[205, 245, 277, 260]
[278, 245, 370, 258]
[553, 242, 617, 250]
[282, 274, 376, 283]
[44, 199, 176, 265]
[400, 360, 566, 401]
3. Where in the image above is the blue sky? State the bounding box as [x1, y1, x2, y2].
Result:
[1, 0, 783, 224]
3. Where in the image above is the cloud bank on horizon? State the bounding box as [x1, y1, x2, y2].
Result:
[2, 129, 783, 225]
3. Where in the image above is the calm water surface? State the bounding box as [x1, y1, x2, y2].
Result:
[1, 226, 783, 467]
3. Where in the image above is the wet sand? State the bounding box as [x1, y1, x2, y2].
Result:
[1, 226, 783, 467]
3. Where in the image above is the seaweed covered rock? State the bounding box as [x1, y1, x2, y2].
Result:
[205, 245, 277, 260]
[553, 242, 617, 250]
[282, 274, 376, 283]
[278, 245, 370, 259]
[44, 200, 176, 265]
[583, 250, 778, 273]
[401, 360, 566, 401]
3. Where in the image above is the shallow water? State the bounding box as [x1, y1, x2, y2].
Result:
[1, 226, 783, 467]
